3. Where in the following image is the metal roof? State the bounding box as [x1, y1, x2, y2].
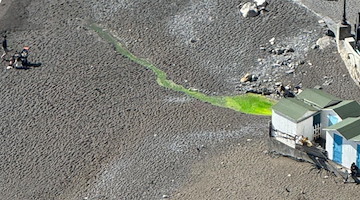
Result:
[296, 89, 341, 108]
[324, 117, 360, 142]
[327, 100, 360, 119]
[272, 97, 319, 122]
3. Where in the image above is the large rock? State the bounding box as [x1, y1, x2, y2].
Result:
[316, 36, 335, 49]
[240, 2, 259, 18]
[254, 0, 268, 8]
[240, 73, 253, 82]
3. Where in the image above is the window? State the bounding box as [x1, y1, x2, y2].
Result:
[328, 115, 338, 126]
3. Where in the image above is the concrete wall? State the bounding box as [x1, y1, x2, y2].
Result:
[268, 137, 310, 162]
[344, 37, 360, 73]
[326, 130, 360, 169]
[336, 23, 360, 85]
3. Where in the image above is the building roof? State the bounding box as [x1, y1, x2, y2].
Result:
[272, 97, 319, 122]
[327, 100, 360, 119]
[324, 117, 360, 142]
[296, 89, 341, 108]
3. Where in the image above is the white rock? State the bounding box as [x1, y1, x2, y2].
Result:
[269, 37, 275, 45]
[316, 36, 335, 49]
[240, 2, 259, 17]
[285, 69, 295, 74]
[254, 0, 268, 7]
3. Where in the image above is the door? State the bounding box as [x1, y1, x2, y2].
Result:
[333, 133, 342, 164]
[313, 113, 321, 126]
[357, 144, 360, 167]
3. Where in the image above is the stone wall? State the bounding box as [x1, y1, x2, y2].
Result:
[336, 23, 360, 85]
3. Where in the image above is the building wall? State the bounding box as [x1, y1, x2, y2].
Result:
[272, 111, 297, 136]
[326, 130, 360, 169]
[272, 111, 315, 142]
[296, 117, 314, 140]
[326, 131, 334, 161]
[321, 109, 341, 138]
[343, 140, 358, 168]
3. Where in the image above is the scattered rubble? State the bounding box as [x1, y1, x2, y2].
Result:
[235, 20, 336, 100]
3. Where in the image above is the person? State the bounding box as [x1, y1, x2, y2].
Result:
[351, 162, 359, 176]
[7, 52, 20, 69]
[350, 162, 360, 184]
[1, 35, 9, 60]
[20, 46, 29, 65]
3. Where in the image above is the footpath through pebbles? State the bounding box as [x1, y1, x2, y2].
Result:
[1, 0, 360, 199]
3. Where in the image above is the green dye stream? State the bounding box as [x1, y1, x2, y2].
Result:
[89, 24, 275, 116]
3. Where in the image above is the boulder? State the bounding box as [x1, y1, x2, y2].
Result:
[240, 2, 259, 18]
[285, 48, 294, 53]
[240, 73, 252, 82]
[254, 0, 268, 8]
[316, 36, 335, 49]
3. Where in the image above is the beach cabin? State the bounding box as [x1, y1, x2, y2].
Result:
[270, 88, 360, 169]
[324, 117, 360, 168]
[296, 89, 342, 139]
[271, 97, 319, 148]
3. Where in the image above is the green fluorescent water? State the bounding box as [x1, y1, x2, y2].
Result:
[89, 24, 276, 116]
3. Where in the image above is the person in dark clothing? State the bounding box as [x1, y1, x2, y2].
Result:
[351, 163, 359, 176]
[350, 162, 360, 184]
[1, 35, 9, 60]
[20, 46, 30, 65]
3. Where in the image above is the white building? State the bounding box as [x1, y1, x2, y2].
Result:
[324, 117, 360, 168]
[271, 88, 360, 169]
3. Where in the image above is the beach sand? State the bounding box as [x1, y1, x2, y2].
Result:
[0, 0, 360, 199]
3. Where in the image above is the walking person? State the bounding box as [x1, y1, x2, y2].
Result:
[1, 35, 9, 60]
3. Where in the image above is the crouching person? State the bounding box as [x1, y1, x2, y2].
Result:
[10, 52, 28, 69]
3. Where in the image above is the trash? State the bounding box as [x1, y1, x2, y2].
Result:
[269, 37, 275, 45]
